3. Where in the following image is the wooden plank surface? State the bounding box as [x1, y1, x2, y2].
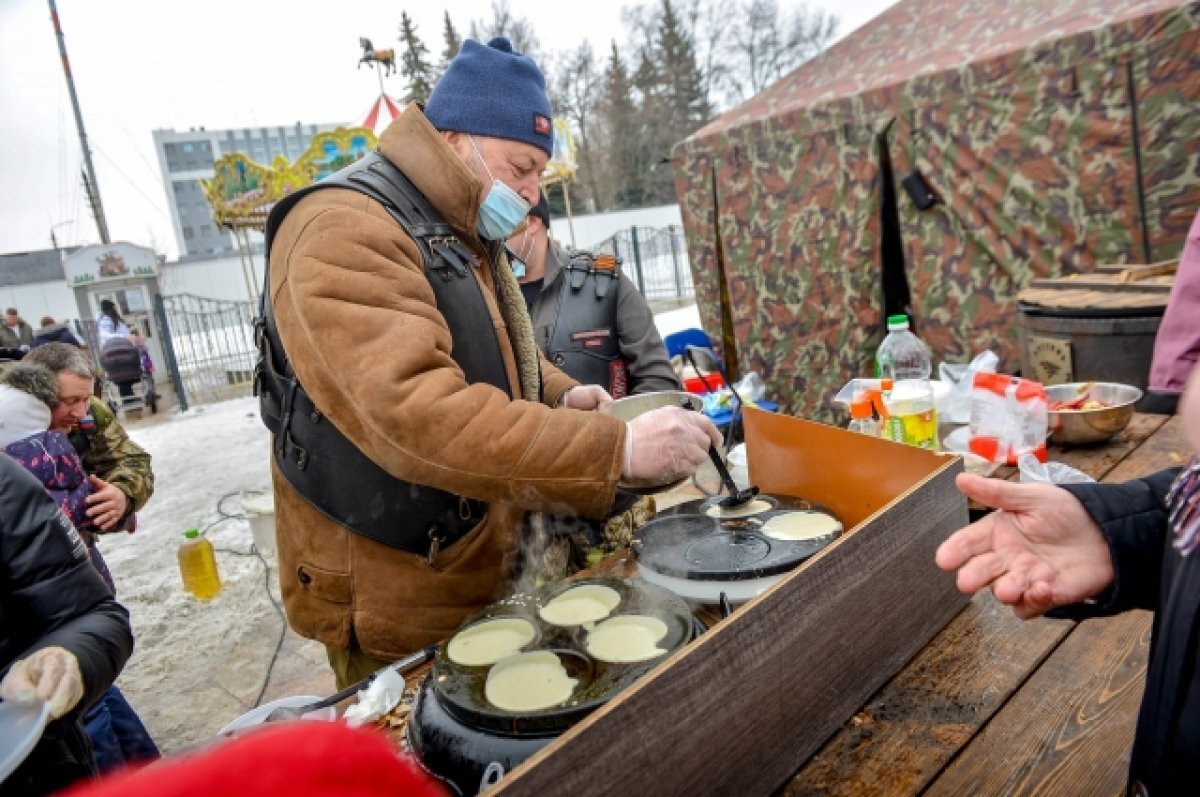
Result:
[917, 416, 1184, 794]
[497, 462, 968, 797]
[925, 610, 1151, 797]
[784, 415, 1180, 795]
[781, 593, 1073, 797]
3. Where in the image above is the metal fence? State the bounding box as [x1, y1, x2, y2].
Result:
[591, 225, 694, 304]
[157, 293, 257, 408]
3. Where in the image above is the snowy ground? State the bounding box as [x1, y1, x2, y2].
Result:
[102, 396, 332, 753]
[102, 303, 703, 753]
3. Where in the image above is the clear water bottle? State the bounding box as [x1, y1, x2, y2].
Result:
[875, 314, 932, 381]
[178, 528, 221, 600]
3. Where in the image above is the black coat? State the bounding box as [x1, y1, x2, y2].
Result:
[31, 322, 83, 349]
[1062, 469, 1194, 796]
[0, 454, 133, 797]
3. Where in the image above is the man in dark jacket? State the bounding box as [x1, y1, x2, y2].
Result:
[32, 316, 84, 349]
[0, 454, 133, 796]
[507, 196, 680, 398]
[935, 364, 1200, 796]
[1, 308, 34, 351]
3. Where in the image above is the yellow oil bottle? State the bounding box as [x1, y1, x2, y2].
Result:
[178, 528, 221, 600]
[881, 379, 939, 450]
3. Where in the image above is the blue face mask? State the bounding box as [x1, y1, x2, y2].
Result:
[470, 136, 531, 240]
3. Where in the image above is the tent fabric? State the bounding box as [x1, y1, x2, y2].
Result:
[673, 0, 1200, 423]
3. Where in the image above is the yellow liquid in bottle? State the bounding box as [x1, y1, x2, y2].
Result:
[178, 534, 221, 600]
[883, 409, 939, 450]
[882, 380, 939, 450]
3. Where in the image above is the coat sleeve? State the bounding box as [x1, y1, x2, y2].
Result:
[615, 274, 682, 394]
[273, 192, 624, 519]
[82, 398, 155, 516]
[0, 457, 133, 718]
[1052, 468, 1181, 617]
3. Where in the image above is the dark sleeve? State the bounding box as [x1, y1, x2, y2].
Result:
[615, 274, 682, 394]
[0, 457, 133, 716]
[1053, 468, 1181, 617]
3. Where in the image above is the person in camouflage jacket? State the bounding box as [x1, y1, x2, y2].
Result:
[22, 343, 153, 529]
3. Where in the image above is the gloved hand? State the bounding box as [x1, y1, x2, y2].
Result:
[622, 406, 721, 481]
[561, 385, 613, 412]
[0, 646, 85, 720]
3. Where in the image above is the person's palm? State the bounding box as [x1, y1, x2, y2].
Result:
[936, 474, 1114, 619]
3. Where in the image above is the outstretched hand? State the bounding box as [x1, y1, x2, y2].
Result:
[935, 473, 1114, 619]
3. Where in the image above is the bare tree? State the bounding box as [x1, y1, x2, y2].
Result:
[469, 0, 540, 61]
[727, 0, 837, 100]
[549, 42, 604, 213]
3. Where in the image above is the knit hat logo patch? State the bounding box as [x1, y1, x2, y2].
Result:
[533, 114, 551, 137]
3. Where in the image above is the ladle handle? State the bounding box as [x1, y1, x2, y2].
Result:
[680, 397, 740, 496]
[707, 444, 741, 497]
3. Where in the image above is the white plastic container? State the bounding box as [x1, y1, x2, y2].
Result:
[726, 443, 751, 491]
[241, 493, 276, 557]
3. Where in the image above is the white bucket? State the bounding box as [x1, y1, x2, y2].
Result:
[241, 493, 276, 557]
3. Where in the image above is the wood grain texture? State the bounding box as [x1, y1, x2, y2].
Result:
[495, 461, 968, 796]
[782, 593, 1073, 797]
[925, 610, 1151, 797]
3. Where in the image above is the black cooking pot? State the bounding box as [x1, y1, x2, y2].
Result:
[407, 577, 694, 795]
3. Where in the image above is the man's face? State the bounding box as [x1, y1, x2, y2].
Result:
[450, 133, 548, 208]
[506, 214, 544, 259]
[51, 372, 93, 432]
[4, 311, 17, 326]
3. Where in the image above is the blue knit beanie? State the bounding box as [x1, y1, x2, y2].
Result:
[425, 37, 554, 157]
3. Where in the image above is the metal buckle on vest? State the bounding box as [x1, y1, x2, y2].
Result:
[426, 526, 446, 564]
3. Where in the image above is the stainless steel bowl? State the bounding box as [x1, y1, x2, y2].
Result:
[1046, 382, 1142, 446]
[604, 390, 704, 494]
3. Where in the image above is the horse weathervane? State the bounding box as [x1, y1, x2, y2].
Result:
[358, 37, 396, 77]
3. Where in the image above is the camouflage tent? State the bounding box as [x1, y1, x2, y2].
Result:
[673, 0, 1200, 423]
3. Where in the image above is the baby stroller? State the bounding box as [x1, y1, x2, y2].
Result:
[99, 337, 158, 416]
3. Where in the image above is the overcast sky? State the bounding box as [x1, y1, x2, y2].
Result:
[0, 0, 894, 260]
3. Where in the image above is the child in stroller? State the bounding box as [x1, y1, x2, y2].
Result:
[99, 334, 158, 415]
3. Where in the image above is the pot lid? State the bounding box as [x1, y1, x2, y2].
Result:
[634, 497, 842, 582]
[428, 577, 692, 737]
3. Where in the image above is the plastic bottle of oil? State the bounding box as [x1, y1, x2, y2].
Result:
[178, 528, 221, 600]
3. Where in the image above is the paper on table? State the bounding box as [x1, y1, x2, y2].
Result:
[341, 668, 406, 726]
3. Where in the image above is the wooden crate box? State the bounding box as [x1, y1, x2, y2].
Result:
[495, 407, 968, 796]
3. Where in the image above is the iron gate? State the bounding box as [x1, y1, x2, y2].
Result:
[156, 293, 257, 408]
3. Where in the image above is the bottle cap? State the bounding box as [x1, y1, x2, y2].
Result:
[849, 397, 872, 419]
[887, 314, 909, 331]
[184, 528, 200, 539]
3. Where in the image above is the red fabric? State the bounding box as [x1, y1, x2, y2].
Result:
[61, 721, 446, 797]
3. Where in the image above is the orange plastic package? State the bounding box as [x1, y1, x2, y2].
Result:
[968, 372, 1048, 465]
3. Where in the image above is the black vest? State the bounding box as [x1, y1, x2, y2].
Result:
[255, 152, 512, 558]
[544, 252, 628, 397]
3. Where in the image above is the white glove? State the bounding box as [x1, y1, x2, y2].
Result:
[622, 406, 721, 481]
[560, 385, 613, 411]
[1, 646, 85, 720]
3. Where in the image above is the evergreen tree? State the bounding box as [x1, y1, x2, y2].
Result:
[397, 11, 434, 105]
[602, 43, 649, 209]
[437, 10, 461, 81]
[655, 0, 709, 137]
